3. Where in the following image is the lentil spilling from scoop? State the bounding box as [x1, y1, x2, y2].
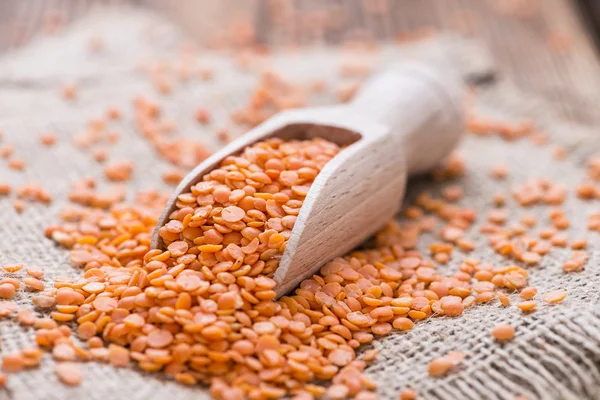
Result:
[32, 132, 485, 399]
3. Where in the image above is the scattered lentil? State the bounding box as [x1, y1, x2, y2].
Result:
[428, 351, 464, 377]
[517, 300, 537, 312]
[542, 289, 567, 304]
[40, 132, 57, 146]
[519, 287, 537, 300]
[0, 184, 11, 196]
[8, 158, 26, 171]
[399, 389, 418, 400]
[491, 323, 515, 341]
[55, 362, 82, 386]
[104, 161, 133, 182]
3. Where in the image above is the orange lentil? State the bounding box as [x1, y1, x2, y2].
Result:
[517, 300, 537, 312]
[399, 389, 418, 400]
[428, 351, 463, 377]
[217, 128, 230, 143]
[77, 321, 97, 340]
[8, 158, 25, 171]
[487, 209, 507, 224]
[491, 323, 515, 341]
[25, 267, 44, 279]
[53, 343, 76, 361]
[104, 161, 133, 182]
[0, 284, 16, 299]
[32, 295, 55, 308]
[393, 317, 415, 331]
[22, 277, 45, 291]
[442, 185, 463, 202]
[551, 233, 568, 247]
[362, 349, 379, 362]
[492, 194, 506, 206]
[93, 148, 108, 163]
[55, 362, 82, 386]
[195, 108, 211, 124]
[88, 337, 103, 348]
[13, 200, 25, 213]
[428, 357, 454, 377]
[576, 183, 597, 199]
[147, 330, 174, 348]
[563, 258, 585, 273]
[336, 82, 361, 102]
[520, 287, 537, 300]
[542, 289, 567, 304]
[40, 132, 57, 146]
[107, 106, 121, 120]
[497, 292, 511, 307]
[490, 164, 507, 179]
[2, 353, 25, 372]
[475, 292, 495, 303]
[327, 384, 350, 400]
[520, 214, 536, 227]
[0, 183, 11, 196]
[162, 168, 184, 185]
[108, 344, 130, 367]
[3, 263, 23, 273]
[570, 239, 587, 250]
[521, 252, 541, 265]
[51, 312, 75, 322]
[552, 146, 567, 160]
[17, 309, 35, 325]
[61, 84, 78, 100]
[539, 228, 556, 239]
[0, 145, 14, 158]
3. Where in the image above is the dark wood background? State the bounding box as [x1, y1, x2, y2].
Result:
[2, 0, 600, 125]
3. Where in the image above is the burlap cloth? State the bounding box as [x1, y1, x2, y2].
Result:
[0, 6, 599, 400]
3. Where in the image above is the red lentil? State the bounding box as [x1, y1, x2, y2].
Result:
[517, 300, 537, 312]
[55, 362, 82, 386]
[61, 84, 78, 100]
[8, 158, 26, 171]
[490, 164, 507, 179]
[491, 323, 515, 341]
[519, 287, 537, 300]
[195, 108, 211, 124]
[0, 184, 11, 196]
[542, 289, 567, 304]
[2, 353, 25, 372]
[399, 389, 418, 400]
[428, 351, 464, 377]
[0, 144, 14, 158]
[40, 132, 57, 146]
[104, 161, 133, 182]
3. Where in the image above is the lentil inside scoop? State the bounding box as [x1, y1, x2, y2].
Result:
[157, 137, 341, 279]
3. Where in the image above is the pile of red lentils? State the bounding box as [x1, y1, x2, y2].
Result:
[0, 22, 590, 400]
[0, 126, 576, 399]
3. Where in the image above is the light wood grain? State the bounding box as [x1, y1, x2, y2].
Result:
[150, 62, 464, 296]
[3, 0, 600, 125]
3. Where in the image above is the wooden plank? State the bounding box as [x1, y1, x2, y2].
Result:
[1, 0, 600, 125]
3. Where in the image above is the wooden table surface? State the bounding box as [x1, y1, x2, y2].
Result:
[2, 0, 600, 125]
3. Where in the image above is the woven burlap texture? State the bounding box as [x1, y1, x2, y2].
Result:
[0, 6, 599, 400]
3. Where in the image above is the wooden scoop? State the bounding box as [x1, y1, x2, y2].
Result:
[151, 61, 464, 297]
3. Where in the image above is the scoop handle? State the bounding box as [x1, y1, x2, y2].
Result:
[347, 61, 464, 175]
